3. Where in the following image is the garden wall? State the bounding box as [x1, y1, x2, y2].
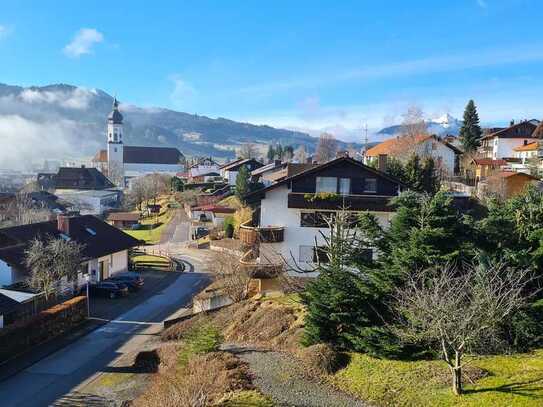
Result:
[0, 296, 87, 361]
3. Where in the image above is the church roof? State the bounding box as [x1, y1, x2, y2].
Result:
[108, 98, 123, 124]
[93, 149, 107, 162]
[123, 146, 184, 165]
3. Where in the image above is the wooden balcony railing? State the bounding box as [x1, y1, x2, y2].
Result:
[239, 221, 285, 244]
[239, 249, 284, 279]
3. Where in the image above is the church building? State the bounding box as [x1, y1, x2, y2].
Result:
[92, 98, 185, 186]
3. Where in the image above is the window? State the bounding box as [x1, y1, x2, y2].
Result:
[339, 178, 351, 195]
[299, 246, 314, 263]
[364, 178, 377, 193]
[316, 177, 337, 193]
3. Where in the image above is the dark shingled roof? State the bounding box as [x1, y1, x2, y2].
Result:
[39, 167, 115, 190]
[123, 146, 184, 165]
[108, 98, 123, 124]
[0, 215, 141, 270]
[482, 121, 538, 140]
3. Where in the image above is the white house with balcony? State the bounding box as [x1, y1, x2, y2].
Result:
[242, 157, 403, 283]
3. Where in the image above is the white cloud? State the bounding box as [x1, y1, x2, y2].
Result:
[0, 24, 13, 40]
[238, 45, 543, 97]
[169, 75, 196, 109]
[63, 28, 104, 58]
[19, 87, 97, 110]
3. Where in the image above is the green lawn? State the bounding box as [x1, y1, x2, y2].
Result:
[125, 207, 174, 244]
[333, 350, 543, 406]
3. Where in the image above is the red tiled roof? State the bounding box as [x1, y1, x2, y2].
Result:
[366, 135, 432, 157]
[489, 171, 539, 180]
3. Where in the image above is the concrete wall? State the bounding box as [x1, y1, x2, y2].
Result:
[124, 162, 182, 175]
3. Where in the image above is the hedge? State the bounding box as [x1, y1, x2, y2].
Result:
[0, 295, 87, 361]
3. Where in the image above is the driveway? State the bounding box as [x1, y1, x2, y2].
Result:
[0, 270, 211, 406]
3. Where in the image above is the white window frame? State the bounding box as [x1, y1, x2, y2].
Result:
[339, 178, 351, 195]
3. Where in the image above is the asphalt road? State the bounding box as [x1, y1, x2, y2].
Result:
[0, 271, 211, 407]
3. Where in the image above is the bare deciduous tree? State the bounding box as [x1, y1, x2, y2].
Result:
[315, 133, 338, 163]
[25, 237, 84, 299]
[9, 193, 51, 226]
[401, 104, 427, 139]
[238, 143, 258, 159]
[393, 262, 533, 395]
[294, 144, 307, 163]
[213, 251, 251, 303]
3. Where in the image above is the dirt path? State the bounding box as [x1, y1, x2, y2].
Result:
[222, 344, 367, 407]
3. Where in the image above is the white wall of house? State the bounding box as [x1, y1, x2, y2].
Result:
[190, 164, 220, 177]
[414, 140, 456, 175]
[493, 138, 537, 159]
[124, 162, 182, 175]
[259, 186, 394, 276]
[0, 259, 28, 287]
[224, 170, 238, 185]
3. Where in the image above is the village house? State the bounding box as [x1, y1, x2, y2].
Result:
[471, 158, 508, 182]
[479, 171, 539, 199]
[219, 158, 264, 185]
[364, 134, 461, 175]
[106, 212, 141, 229]
[478, 120, 538, 160]
[251, 161, 317, 187]
[0, 214, 140, 291]
[187, 157, 220, 179]
[242, 156, 404, 285]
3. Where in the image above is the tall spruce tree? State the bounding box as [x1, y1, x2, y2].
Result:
[459, 100, 483, 152]
[235, 165, 251, 202]
[267, 145, 275, 163]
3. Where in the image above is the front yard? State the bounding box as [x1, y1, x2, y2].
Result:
[125, 196, 177, 244]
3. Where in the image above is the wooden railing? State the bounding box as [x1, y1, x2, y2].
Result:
[239, 220, 285, 244]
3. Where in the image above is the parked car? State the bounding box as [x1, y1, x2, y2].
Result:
[89, 281, 129, 299]
[107, 272, 144, 291]
[193, 226, 209, 240]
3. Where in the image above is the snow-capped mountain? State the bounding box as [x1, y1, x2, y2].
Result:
[377, 113, 462, 137]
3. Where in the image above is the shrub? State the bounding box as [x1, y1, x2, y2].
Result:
[505, 299, 543, 352]
[298, 343, 342, 375]
[223, 217, 235, 238]
[179, 323, 224, 365]
[134, 349, 161, 373]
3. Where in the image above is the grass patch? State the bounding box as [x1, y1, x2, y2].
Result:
[131, 254, 171, 265]
[178, 323, 224, 366]
[125, 210, 174, 244]
[219, 195, 243, 209]
[219, 390, 274, 407]
[333, 350, 543, 406]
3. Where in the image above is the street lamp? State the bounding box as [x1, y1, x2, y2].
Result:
[85, 274, 90, 318]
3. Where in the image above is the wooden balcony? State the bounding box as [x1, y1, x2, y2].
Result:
[287, 192, 395, 212]
[239, 221, 285, 245]
[239, 249, 284, 279]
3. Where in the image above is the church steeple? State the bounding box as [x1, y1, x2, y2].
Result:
[107, 96, 124, 186]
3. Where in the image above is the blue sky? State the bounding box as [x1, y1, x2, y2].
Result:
[1, 0, 543, 138]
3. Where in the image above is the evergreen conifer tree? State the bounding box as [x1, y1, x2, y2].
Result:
[459, 100, 483, 152]
[267, 145, 275, 163]
[235, 165, 251, 202]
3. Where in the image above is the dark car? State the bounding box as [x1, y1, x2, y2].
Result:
[193, 226, 209, 240]
[107, 272, 144, 291]
[89, 281, 129, 299]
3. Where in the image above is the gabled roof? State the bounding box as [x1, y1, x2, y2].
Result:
[0, 215, 141, 270]
[42, 167, 115, 190]
[0, 292, 21, 314]
[93, 149, 107, 163]
[482, 121, 538, 140]
[532, 121, 543, 139]
[366, 134, 461, 157]
[220, 158, 263, 172]
[245, 156, 405, 199]
[106, 212, 140, 222]
[124, 146, 184, 165]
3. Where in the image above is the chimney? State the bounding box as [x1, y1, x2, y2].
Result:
[57, 214, 70, 235]
[378, 154, 388, 173]
[510, 119, 515, 126]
